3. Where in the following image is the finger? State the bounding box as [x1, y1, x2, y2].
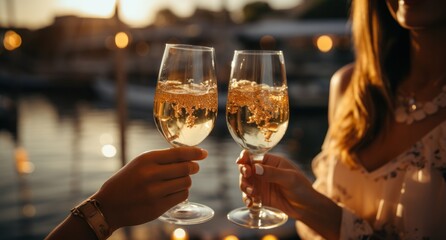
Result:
[239, 171, 256, 197]
[147, 161, 200, 181]
[163, 176, 192, 196]
[235, 150, 250, 164]
[261, 153, 283, 167]
[238, 164, 252, 178]
[262, 153, 298, 170]
[240, 181, 254, 197]
[161, 190, 189, 211]
[149, 176, 192, 198]
[242, 193, 252, 207]
[148, 147, 207, 164]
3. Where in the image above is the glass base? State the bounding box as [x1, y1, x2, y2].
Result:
[227, 206, 288, 229]
[158, 202, 214, 225]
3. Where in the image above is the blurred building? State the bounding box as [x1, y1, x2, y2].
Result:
[1, 0, 353, 107]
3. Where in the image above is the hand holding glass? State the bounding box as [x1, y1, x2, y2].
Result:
[153, 44, 217, 224]
[226, 50, 289, 229]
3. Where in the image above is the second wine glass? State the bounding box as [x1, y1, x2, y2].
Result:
[153, 44, 217, 225]
[226, 50, 290, 229]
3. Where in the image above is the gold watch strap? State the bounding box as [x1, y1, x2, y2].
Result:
[71, 199, 111, 240]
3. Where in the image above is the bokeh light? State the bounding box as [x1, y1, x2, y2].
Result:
[223, 235, 239, 240]
[315, 35, 333, 53]
[3, 30, 22, 51]
[101, 144, 117, 158]
[262, 234, 279, 240]
[172, 228, 188, 240]
[115, 31, 129, 49]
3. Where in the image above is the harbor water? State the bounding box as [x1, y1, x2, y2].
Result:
[0, 87, 328, 240]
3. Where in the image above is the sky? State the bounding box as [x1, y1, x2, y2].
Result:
[0, 0, 301, 30]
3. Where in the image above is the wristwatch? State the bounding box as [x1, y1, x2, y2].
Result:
[71, 199, 111, 240]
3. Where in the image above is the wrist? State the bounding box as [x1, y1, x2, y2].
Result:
[71, 198, 113, 240]
[90, 192, 119, 233]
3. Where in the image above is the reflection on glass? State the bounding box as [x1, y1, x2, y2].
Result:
[153, 44, 217, 225]
[226, 50, 289, 229]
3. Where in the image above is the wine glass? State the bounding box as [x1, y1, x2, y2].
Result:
[226, 50, 289, 229]
[153, 44, 217, 225]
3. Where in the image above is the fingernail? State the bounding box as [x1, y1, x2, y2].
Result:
[244, 198, 251, 207]
[200, 148, 208, 156]
[246, 187, 253, 195]
[254, 164, 264, 175]
[236, 152, 244, 163]
[241, 166, 247, 176]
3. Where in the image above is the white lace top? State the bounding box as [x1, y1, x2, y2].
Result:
[297, 121, 446, 239]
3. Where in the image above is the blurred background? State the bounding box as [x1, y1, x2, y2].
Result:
[0, 0, 352, 239]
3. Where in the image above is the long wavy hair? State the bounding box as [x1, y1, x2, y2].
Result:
[328, 0, 411, 167]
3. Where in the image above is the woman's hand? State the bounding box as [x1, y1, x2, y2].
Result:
[237, 150, 341, 239]
[91, 147, 208, 231]
[237, 150, 315, 220]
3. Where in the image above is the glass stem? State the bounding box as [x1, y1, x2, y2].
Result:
[249, 153, 265, 219]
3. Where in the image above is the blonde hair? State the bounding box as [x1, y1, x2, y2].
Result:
[328, 0, 410, 167]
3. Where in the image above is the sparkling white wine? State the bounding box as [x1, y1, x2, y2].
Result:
[154, 80, 218, 147]
[226, 80, 289, 156]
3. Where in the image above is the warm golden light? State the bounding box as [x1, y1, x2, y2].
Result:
[223, 235, 239, 240]
[15, 147, 34, 174]
[22, 204, 36, 217]
[101, 144, 117, 158]
[172, 228, 188, 240]
[262, 234, 279, 240]
[3, 30, 22, 51]
[57, 0, 116, 18]
[115, 31, 129, 49]
[315, 35, 333, 53]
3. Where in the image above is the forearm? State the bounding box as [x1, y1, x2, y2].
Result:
[296, 190, 342, 240]
[45, 214, 99, 240]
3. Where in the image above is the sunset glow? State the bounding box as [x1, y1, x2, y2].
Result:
[0, 0, 301, 29]
[57, 0, 116, 18]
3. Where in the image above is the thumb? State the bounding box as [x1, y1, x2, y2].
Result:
[253, 163, 302, 190]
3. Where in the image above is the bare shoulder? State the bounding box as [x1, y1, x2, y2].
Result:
[328, 63, 354, 123]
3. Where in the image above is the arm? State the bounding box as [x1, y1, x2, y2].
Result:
[237, 64, 362, 239]
[238, 154, 378, 240]
[45, 147, 207, 240]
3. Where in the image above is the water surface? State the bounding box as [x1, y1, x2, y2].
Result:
[0, 89, 327, 239]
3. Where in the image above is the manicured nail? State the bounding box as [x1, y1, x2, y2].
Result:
[244, 198, 251, 207]
[246, 187, 253, 195]
[254, 164, 264, 175]
[241, 166, 247, 176]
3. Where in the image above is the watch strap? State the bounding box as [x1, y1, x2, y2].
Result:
[71, 199, 111, 240]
